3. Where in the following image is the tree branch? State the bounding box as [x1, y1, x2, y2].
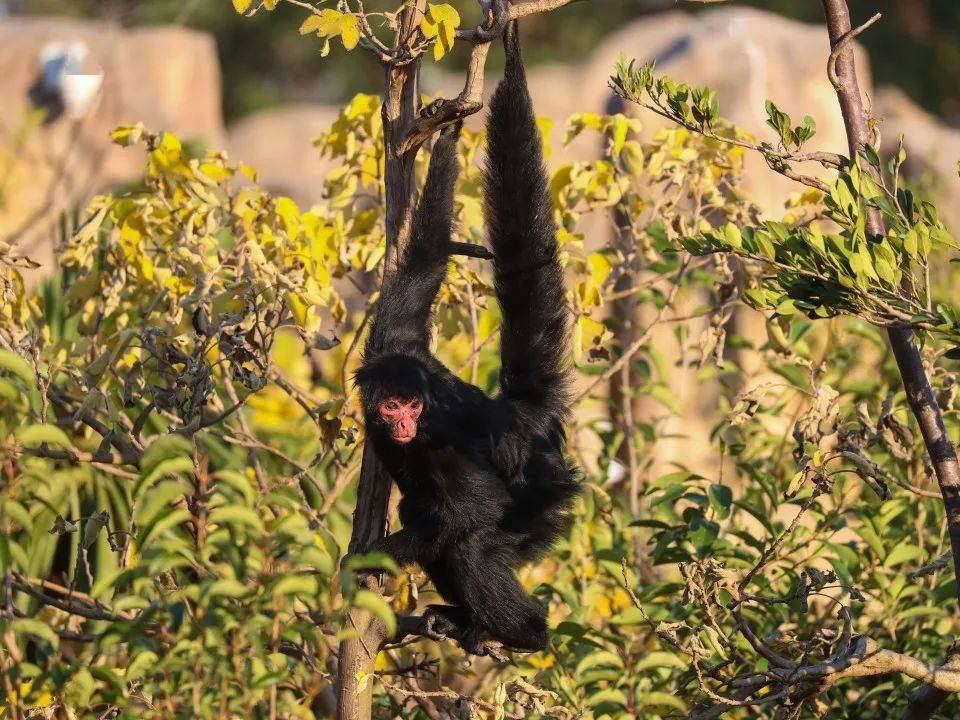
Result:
[820, 3, 960, 716]
[820, 0, 960, 604]
[398, 0, 578, 155]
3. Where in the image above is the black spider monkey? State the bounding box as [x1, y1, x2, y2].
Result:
[354, 21, 579, 654]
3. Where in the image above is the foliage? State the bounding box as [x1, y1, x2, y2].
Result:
[600, 54, 960, 719]
[0, 85, 755, 716]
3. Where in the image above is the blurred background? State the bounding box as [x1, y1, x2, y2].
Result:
[1, 0, 958, 274]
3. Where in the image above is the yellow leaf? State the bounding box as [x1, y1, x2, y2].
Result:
[423, 3, 459, 60]
[199, 162, 233, 182]
[239, 162, 258, 182]
[611, 114, 631, 153]
[151, 132, 183, 169]
[299, 15, 324, 34]
[586, 252, 612, 286]
[549, 164, 574, 206]
[110, 123, 145, 147]
[426, 3, 460, 28]
[576, 316, 610, 361]
[619, 139, 645, 177]
[339, 15, 360, 50]
[275, 196, 301, 235]
[232, 0, 252, 13]
[315, 8, 346, 37]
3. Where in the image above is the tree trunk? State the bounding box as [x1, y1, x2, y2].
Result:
[820, 2, 960, 718]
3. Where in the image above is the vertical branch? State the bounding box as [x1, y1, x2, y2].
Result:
[820, 2, 960, 716]
[336, 5, 426, 720]
[606, 94, 643, 510]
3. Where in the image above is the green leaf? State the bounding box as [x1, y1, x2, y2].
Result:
[204, 578, 252, 600]
[63, 667, 95, 709]
[344, 552, 400, 576]
[860, 143, 881, 169]
[608, 607, 647, 625]
[141, 434, 193, 479]
[637, 691, 687, 712]
[137, 457, 194, 497]
[586, 688, 628, 708]
[351, 589, 397, 637]
[271, 574, 319, 597]
[134, 479, 188, 527]
[632, 651, 686, 672]
[0, 350, 34, 384]
[903, 227, 919, 258]
[10, 618, 59, 649]
[1, 500, 32, 533]
[576, 650, 624, 674]
[884, 543, 922, 569]
[16, 423, 74, 449]
[648, 384, 682, 415]
[125, 650, 159, 681]
[722, 222, 742, 250]
[208, 505, 265, 533]
[0, 378, 18, 402]
[856, 524, 886, 560]
[708, 484, 733, 519]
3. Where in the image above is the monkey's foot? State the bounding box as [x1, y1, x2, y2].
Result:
[422, 608, 455, 641]
[456, 628, 508, 661]
[467, 638, 509, 663]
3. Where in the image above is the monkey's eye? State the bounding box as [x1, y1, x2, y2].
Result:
[385, 400, 400, 411]
[410, 398, 422, 410]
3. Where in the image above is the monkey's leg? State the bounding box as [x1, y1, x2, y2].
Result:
[361, 528, 432, 568]
[450, 542, 549, 652]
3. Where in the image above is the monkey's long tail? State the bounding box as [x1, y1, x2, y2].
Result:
[484, 21, 570, 418]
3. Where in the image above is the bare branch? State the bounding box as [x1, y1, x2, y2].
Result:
[826, 12, 882, 90]
[397, 46, 488, 155]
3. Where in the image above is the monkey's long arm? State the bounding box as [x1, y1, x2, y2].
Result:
[365, 124, 461, 357]
[484, 23, 569, 414]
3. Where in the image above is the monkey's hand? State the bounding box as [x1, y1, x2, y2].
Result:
[422, 611, 454, 642]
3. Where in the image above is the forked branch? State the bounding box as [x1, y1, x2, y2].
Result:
[398, 0, 577, 155]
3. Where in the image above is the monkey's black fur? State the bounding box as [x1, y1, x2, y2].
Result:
[355, 22, 578, 654]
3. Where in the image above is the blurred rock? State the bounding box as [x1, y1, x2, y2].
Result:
[0, 17, 224, 274]
[876, 86, 960, 231]
[227, 104, 340, 208]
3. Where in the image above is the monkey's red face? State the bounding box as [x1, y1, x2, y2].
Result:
[378, 396, 423, 444]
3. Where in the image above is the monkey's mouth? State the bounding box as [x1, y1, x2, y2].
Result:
[389, 425, 417, 444]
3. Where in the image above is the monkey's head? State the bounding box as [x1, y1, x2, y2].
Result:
[355, 354, 433, 445]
